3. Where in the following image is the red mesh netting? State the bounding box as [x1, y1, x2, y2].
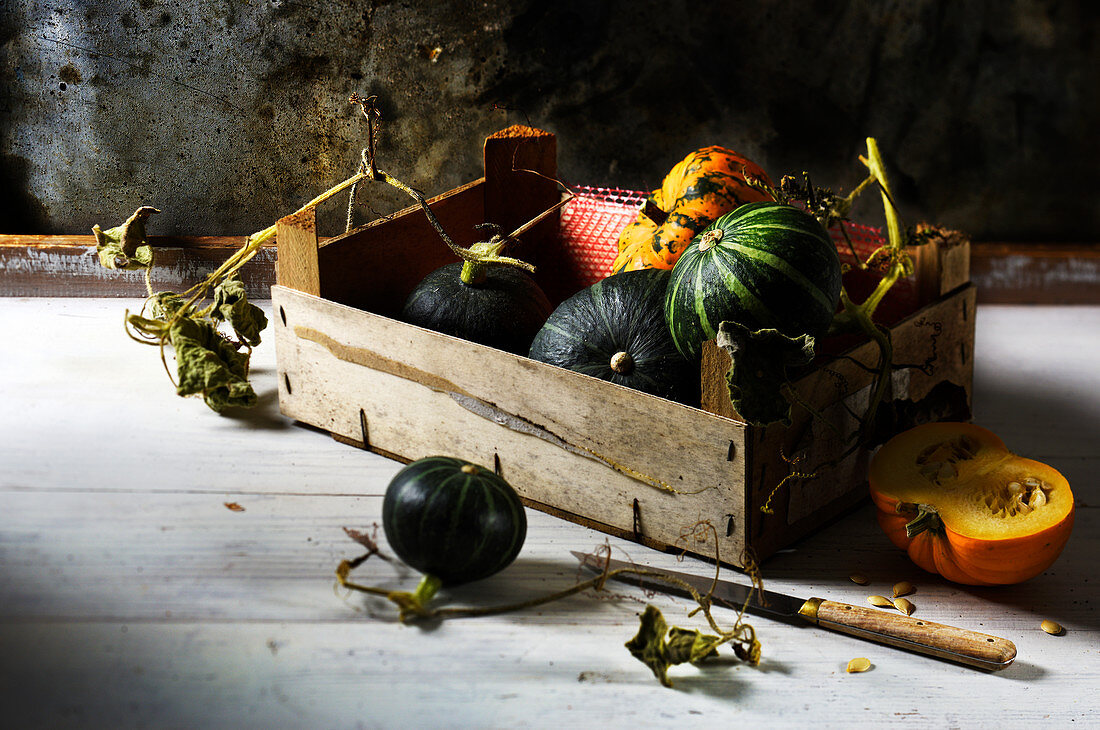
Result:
[558, 186, 918, 317]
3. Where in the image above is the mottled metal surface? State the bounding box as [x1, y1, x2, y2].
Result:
[2, 0, 1098, 240]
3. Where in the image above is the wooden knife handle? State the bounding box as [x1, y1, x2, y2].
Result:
[798, 598, 1017, 670]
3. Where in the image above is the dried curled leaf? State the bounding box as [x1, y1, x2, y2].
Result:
[168, 317, 258, 412]
[150, 291, 185, 320]
[716, 321, 816, 427]
[625, 605, 723, 688]
[92, 206, 160, 270]
[211, 274, 268, 347]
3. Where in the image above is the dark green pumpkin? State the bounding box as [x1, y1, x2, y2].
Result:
[664, 202, 842, 360]
[401, 263, 552, 355]
[381, 456, 527, 586]
[529, 268, 698, 405]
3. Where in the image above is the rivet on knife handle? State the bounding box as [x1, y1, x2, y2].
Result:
[797, 598, 1016, 670]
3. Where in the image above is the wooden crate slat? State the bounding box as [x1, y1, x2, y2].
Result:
[272, 284, 750, 561]
[275, 208, 320, 296]
[313, 178, 486, 317]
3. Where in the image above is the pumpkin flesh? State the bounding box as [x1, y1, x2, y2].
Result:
[868, 422, 1074, 585]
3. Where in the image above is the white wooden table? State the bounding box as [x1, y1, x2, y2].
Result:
[1, 298, 1096, 728]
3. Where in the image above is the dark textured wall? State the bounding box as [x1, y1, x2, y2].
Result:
[2, 0, 1097, 241]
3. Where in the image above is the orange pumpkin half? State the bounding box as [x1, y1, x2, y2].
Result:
[611, 146, 772, 273]
[868, 422, 1074, 585]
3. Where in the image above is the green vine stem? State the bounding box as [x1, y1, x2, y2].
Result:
[172, 171, 369, 319]
[335, 525, 761, 663]
[347, 94, 570, 285]
[824, 137, 914, 447]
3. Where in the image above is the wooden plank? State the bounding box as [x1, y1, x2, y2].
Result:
[1, 297, 1098, 727]
[311, 178, 486, 317]
[3, 234, 1097, 305]
[971, 242, 1100, 304]
[272, 284, 750, 564]
[275, 208, 320, 297]
[0, 236, 275, 298]
[910, 231, 971, 303]
[483, 126, 575, 302]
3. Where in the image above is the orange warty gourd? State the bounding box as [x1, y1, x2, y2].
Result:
[868, 422, 1074, 586]
[611, 146, 772, 273]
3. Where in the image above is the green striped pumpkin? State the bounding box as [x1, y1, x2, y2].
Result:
[381, 456, 527, 586]
[663, 202, 842, 360]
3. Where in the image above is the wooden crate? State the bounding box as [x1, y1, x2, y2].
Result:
[271, 126, 975, 567]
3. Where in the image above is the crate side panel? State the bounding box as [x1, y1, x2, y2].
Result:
[271, 285, 750, 558]
[747, 284, 977, 557]
[314, 179, 486, 317]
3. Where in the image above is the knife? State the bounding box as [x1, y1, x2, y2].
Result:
[572, 550, 1016, 670]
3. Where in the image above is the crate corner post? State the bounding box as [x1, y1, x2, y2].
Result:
[275, 207, 320, 296]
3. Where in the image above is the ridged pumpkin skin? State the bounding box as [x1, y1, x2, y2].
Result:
[401, 263, 552, 355]
[612, 146, 772, 273]
[663, 202, 842, 360]
[528, 269, 698, 405]
[869, 422, 1075, 586]
[382, 456, 527, 586]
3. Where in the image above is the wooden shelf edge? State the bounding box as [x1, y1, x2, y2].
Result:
[1, 235, 1096, 303]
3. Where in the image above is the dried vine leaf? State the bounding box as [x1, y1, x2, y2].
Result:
[716, 321, 815, 427]
[211, 274, 268, 347]
[150, 291, 185, 320]
[625, 604, 722, 688]
[168, 317, 257, 412]
[92, 206, 159, 270]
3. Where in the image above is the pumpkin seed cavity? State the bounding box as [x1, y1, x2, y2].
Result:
[915, 435, 979, 485]
[981, 476, 1052, 519]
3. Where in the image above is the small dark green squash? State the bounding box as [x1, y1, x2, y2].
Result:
[664, 202, 842, 360]
[401, 262, 552, 356]
[529, 268, 698, 405]
[382, 456, 527, 589]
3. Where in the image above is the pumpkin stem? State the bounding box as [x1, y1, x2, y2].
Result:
[609, 351, 635, 375]
[904, 503, 944, 539]
[699, 229, 724, 252]
[412, 573, 443, 605]
[459, 234, 510, 285]
[640, 199, 669, 227]
[459, 260, 489, 286]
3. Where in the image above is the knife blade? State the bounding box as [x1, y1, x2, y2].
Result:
[572, 550, 1016, 670]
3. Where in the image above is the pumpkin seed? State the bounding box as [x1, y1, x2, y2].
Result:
[1007, 481, 1023, 495]
[846, 657, 872, 673]
[1040, 620, 1064, 636]
[867, 595, 894, 608]
[893, 597, 916, 615]
[891, 581, 914, 598]
[1028, 489, 1047, 509]
[849, 573, 870, 585]
[1024, 477, 1041, 488]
